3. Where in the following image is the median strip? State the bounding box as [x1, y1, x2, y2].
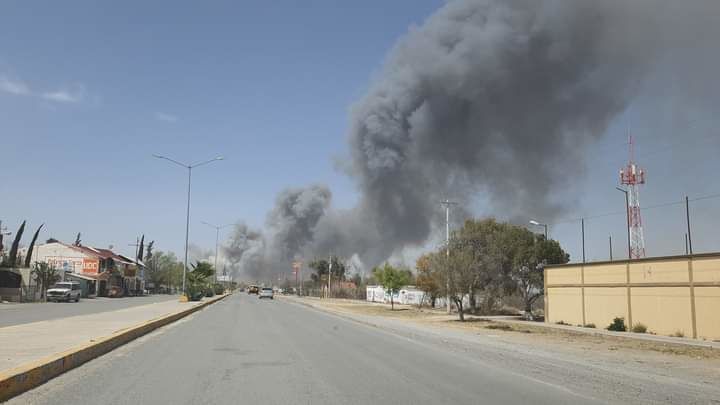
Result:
[0, 294, 228, 402]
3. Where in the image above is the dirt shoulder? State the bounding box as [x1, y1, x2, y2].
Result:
[291, 297, 720, 360]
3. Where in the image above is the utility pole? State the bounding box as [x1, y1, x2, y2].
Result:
[441, 199, 458, 314]
[581, 218, 586, 263]
[327, 255, 332, 299]
[685, 196, 693, 255]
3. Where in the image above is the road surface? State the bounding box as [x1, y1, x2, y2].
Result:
[9, 294, 718, 404]
[0, 295, 178, 327]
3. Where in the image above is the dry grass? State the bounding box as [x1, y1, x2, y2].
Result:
[302, 298, 720, 360]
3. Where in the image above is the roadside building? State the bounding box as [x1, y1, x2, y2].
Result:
[22, 242, 145, 297]
[366, 285, 429, 306]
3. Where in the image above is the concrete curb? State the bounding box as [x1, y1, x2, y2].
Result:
[0, 293, 229, 402]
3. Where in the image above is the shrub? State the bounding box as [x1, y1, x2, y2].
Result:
[607, 317, 627, 332]
[631, 323, 648, 333]
[583, 323, 596, 328]
[555, 320, 569, 326]
[671, 330, 685, 338]
[486, 324, 512, 331]
[213, 283, 225, 295]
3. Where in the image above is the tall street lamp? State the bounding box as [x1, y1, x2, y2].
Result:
[153, 154, 223, 296]
[615, 187, 632, 260]
[529, 220, 548, 239]
[202, 221, 234, 284]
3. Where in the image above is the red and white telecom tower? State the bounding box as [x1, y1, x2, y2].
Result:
[620, 135, 646, 259]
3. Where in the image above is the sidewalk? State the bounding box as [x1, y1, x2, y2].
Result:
[0, 297, 220, 372]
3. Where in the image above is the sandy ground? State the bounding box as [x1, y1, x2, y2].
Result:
[299, 298, 720, 371]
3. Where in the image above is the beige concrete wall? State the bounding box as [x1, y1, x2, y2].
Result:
[630, 287, 693, 337]
[545, 254, 720, 340]
[629, 259, 688, 284]
[694, 287, 720, 340]
[545, 267, 581, 285]
[546, 287, 583, 325]
[693, 257, 720, 283]
[583, 287, 628, 328]
[583, 264, 627, 285]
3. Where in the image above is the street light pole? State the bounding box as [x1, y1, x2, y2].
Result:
[441, 200, 458, 314]
[529, 220, 548, 239]
[153, 154, 223, 296]
[202, 222, 233, 284]
[615, 187, 632, 260]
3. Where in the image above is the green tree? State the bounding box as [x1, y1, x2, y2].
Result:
[4, 220, 26, 268]
[31, 262, 61, 299]
[137, 235, 144, 262]
[507, 230, 569, 319]
[146, 251, 182, 293]
[186, 261, 214, 301]
[372, 263, 412, 310]
[24, 223, 44, 268]
[309, 256, 346, 285]
[144, 241, 154, 262]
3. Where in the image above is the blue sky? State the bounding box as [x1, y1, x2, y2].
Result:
[1, 0, 719, 265]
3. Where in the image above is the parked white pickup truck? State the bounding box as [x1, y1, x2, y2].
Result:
[46, 281, 82, 302]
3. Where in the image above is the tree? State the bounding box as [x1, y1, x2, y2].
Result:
[144, 241, 154, 262]
[372, 263, 412, 310]
[5, 220, 26, 268]
[416, 253, 439, 308]
[24, 223, 44, 268]
[74, 232, 82, 246]
[309, 256, 347, 285]
[431, 239, 479, 321]
[186, 261, 214, 300]
[31, 262, 61, 299]
[508, 230, 569, 319]
[146, 250, 182, 293]
[137, 235, 145, 262]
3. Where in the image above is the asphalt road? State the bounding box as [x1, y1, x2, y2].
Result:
[0, 295, 178, 327]
[10, 293, 604, 405]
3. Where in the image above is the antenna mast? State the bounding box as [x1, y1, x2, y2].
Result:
[619, 135, 646, 259]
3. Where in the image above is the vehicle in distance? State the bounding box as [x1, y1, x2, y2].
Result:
[258, 287, 274, 299]
[248, 285, 259, 295]
[46, 281, 81, 302]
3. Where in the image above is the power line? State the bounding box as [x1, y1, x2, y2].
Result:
[548, 192, 720, 227]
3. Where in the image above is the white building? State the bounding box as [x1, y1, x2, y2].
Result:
[366, 285, 430, 306]
[20, 242, 144, 297]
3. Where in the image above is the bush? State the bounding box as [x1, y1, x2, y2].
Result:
[607, 317, 627, 332]
[555, 320, 569, 326]
[583, 323, 596, 328]
[486, 324, 512, 331]
[631, 323, 648, 333]
[213, 283, 225, 295]
[204, 287, 215, 297]
[671, 330, 685, 338]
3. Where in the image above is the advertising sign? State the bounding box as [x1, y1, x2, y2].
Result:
[83, 258, 100, 274]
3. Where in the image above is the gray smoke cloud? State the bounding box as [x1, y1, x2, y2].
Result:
[229, 0, 720, 279]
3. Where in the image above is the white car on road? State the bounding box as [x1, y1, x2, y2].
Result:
[46, 281, 82, 302]
[258, 287, 274, 299]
